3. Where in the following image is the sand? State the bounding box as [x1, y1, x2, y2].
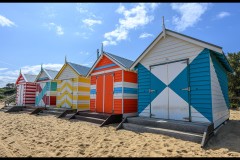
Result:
[0, 103, 239, 157]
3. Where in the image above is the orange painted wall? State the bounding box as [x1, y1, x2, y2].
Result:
[92, 55, 120, 74]
[124, 70, 137, 83]
[91, 76, 96, 85]
[90, 99, 95, 112]
[124, 99, 138, 113]
[114, 99, 122, 114]
[114, 70, 122, 82]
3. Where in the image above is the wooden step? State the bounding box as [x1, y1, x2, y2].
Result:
[127, 117, 207, 134]
[37, 112, 55, 116]
[38, 110, 62, 116]
[77, 111, 110, 120]
[74, 115, 105, 124]
[122, 123, 203, 143]
[62, 113, 76, 120]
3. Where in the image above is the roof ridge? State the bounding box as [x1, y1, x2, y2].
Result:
[67, 61, 91, 69]
[104, 51, 134, 62]
[165, 28, 222, 49]
[23, 73, 37, 76]
[44, 68, 59, 72]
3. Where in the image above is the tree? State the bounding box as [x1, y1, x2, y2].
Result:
[5, 83, 15, 89]
[227, 52, 240, 108]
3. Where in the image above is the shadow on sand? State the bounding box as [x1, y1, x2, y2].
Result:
[204, 119, 240, 153]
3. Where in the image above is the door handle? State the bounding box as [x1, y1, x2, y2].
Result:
[181, 87, 190, 91]
[149, 89, 156, 93]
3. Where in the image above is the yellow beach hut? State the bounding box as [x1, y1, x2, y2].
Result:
[54, 58, 91, 110]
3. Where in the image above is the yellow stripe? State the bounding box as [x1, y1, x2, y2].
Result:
[79, 77, 90, 83]
[78, 95, 90, 100]
[72, 95, 78, 100]
[78, 86, 90, 92]
[65, 98, 72, 107]
[77, 104, 89, 110]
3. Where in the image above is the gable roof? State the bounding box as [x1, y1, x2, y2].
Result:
[86, 51, 134, 77]
[105, 52, 134, 69]
[22, 74, 37, 82]
[35, 68, 59, 82]
[130, 28, 233, 73]
[55, 62, 91, 79]
[44, 69, 59, 79]
[68, 62, 91, 77]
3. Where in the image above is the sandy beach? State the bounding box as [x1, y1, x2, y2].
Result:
[0, 103, 239, 157]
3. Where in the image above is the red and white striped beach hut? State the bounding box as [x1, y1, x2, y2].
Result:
[15, 70, 37, 106]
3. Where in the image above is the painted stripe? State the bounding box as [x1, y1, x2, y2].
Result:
[114, 87, 138, 94]
[123, 82, 138, 88]
[78, 82, 90, 87]
[114, 82, 138, 89]
[114, 82, 123, 88]
[90, 95, 96, 99]
[91, 68, 122, 76]
[91, 85, 96, 89]
[90, 89, 96, 94]
[73, 100, 90, 104]
[93, 63, 117, 71]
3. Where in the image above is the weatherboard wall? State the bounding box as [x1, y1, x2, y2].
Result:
[136, 35, 214, 124]
[55, 63, 90, 110]
[35, 70, 57, 107]
[210, 51, 230, 128]
[16, 74, 37, 106]
[90, 55, 138, 114]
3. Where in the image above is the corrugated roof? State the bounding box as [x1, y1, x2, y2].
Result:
[68, 62, 91, 77]
[44, 69, 59, 79]
[130, 28, 233, 73]
[211, 51, 234, 73]
[23, 74, 37, 82]
[104, 52, 134, 69]
[166, 29, 223, 49]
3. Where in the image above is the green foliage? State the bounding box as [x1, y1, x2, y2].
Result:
[0, 83, 17, 100]
[227, 52, 240, 108]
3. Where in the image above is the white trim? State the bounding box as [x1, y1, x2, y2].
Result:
[130, 29, 223, 70]
[91, 68, 122, 76]
[44, 68, 52, 80]
[104, 53, 127, 70]
[86, 54, 104, 78]
[22, 74, 28, 82]
[86, 53, 127, 77]
[130, 33, 164, 70]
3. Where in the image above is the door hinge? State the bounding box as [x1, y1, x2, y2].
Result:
[181, 87, 190, 91]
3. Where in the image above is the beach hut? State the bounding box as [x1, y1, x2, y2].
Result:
[54, 58, 91, 110]
[16, 70, 37, 106]
[34, 65, 58, 107]
[130, 25, 234, 129]
[86, 50, 138, 116]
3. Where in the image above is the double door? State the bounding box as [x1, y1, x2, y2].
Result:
[150, 60, 190, 121]
[96, 73, 114, 114]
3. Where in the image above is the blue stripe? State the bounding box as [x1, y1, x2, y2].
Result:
[93, 63, 117, 71]
[90, 89, 96, 94]
[114, 87, 138, 94]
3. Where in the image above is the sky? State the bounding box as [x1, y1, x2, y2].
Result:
[0, 3, 240, 87]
